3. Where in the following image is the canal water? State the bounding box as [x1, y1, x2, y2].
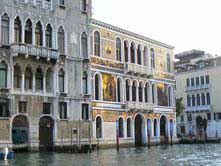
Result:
[1, 144, 221, 166]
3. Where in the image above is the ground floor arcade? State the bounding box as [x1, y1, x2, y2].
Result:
[92, 109, 177, 146]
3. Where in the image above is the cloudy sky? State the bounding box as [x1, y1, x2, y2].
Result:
[92, 0, 221, 55]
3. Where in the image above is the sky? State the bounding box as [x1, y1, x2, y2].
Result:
[92, 0, 221, 55]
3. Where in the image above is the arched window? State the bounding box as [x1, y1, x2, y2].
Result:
[96, 116, 102, 138]
[82, 0, 87, 12]
[1, 14, 10, 45]
[116, 37, 121, 61]
[167, 54, 171, 73]
[46, 68, 53, 92]
[45, 24, 52, 48]
[81, 32, 88, 59]
[118, 117, 124, 138]
[14, 16, 22, 43]
[143, 46, 148, 66]
[126, 80, 130, 102]
[82, 71, 88, 94]
[138, 83, 143, 102]
[202, 93, 206, 106]
[94, 74, 100, 100]
[117, 78, 122, 102]
[196, 94, 201, 106]
[59, 0, 65, 5]
[58, 26, 65, 54]
[152, 84, 155, 104]
[127, 118, 131, 137]
[154, 119, 158, 137]
[35, 68, 43, 91]
[145, 83, 149, 103]
[35, 21, 43, 46]
[25, 19, 33, 44]
[25, 67, 32, 90]
[0, 61, 7, 88]
[58, 69, 65, 93]
[132, 81, 137, 102]
[150, 48, 155, 69]
[137, 45, 142, 65]
[187, 95, 191, 107]
[94, 31, 100, 56]
[206, 93, 211, 105]
[192, 94, 196, 106]
[130, 43, 135, 63]
[14, 64, 22, 89]
[124, 41, 128, 63]
[168, 86, 172, 107]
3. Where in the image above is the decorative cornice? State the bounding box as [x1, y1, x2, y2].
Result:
[91, 19, 175, 50]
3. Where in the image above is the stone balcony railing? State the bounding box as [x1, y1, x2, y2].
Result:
[15, 0, 52, 10]
[186, 84, 211, 92]
[186, 105, 212, 112]
[126, 101, 154, 111]
[125, 62, 153, 76]
[11, 43, 59, 60]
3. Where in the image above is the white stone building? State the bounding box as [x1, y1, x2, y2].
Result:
[175, 50, 221, 139]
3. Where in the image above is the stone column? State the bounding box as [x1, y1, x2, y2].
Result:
[32, 25, 35, 45]
[10, 18, 14, 44]
[43, 75, 46, 95]
[128, 44, 131, 63]
[33, 74, 36, 92]
[136, 85, 139, 102]
[142, 87, 145, 103]
[21, 23, 25, 43]
[140, 48, 144, 66]
[21, 73, 25, 92]
[42, 26, 46, 47]
[134, 48, 137, 64]
[129, 84, 132, 101]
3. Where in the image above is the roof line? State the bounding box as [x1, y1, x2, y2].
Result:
[91, 18, 175, 50]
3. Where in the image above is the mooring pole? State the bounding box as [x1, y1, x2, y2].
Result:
[116, 120, 119, 151]
[71, 128, 73, 146]
[148, 135, 150, 148]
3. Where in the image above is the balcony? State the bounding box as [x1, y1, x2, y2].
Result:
[15, 0, 52, 10]
[186, 105, 212, 112]
[11, 43, 59, 60]
[186, 84, 211, 92]
[126, 101, 153, 111]
[125, 63, 153, 76]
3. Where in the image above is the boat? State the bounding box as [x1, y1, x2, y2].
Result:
[0, 151, 14, 160]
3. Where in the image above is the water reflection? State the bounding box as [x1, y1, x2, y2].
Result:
[1, 144, 221, 166]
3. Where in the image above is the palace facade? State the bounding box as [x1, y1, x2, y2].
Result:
[0, 0, 92, 150]
[0, 0, 176, 150]
[90, 20, 176, 146]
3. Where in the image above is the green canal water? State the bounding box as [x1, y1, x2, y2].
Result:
[1, 144, 221, 166]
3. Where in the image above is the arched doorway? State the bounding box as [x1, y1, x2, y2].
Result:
[12, 115, 29, 144]
[39, 116, 54, 146]
[196, 116, 204, 138]
[96, 116, 102, 138]
[160, 116, 167, 136]
[134, 114, 143, 146]
[119, 117, 124, 138]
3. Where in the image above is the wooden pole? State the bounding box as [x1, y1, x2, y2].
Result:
[148, 135, 150, 148]
[116, 120, 119, 151]
[71, 128, 73, 146]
